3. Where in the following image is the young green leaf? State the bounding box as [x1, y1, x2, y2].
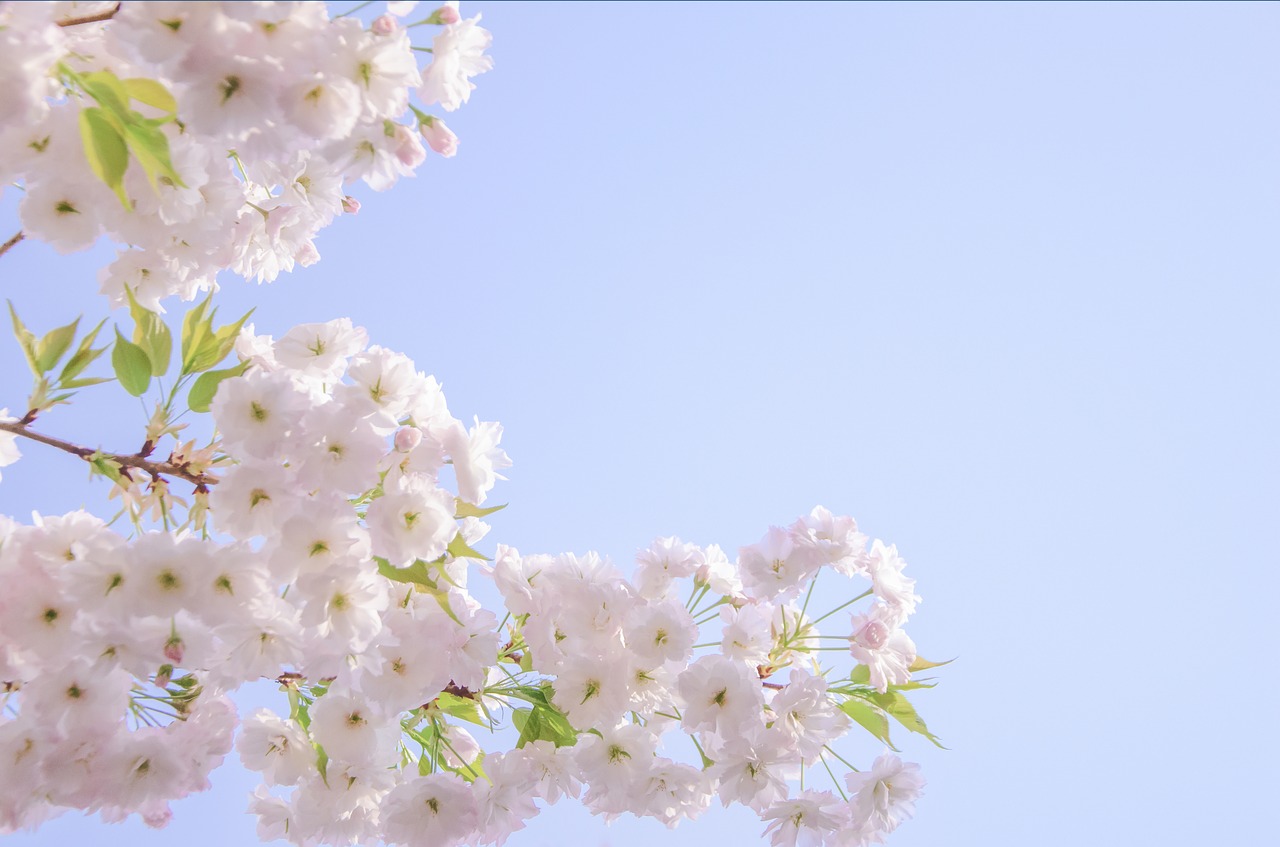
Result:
[78, 108, 131, 208]
[187, 360, 249, 412]
[839, 698, 900, 750]
[180, 294, 212, 373]
[454, 500, 507, 519]
[34, 317, 80, 374]
[59, 377, 113, 390]
[446, 533, 490, 561]
[122, 77, 178, 115]
[909, 655, 954, 672]
[8, 301, 40, 376]
[862, 690, 946, 748]
[111, 327, 152, 396]
[186, 308, 253, 373]
[376, 556, 442, 590]
[513, 704, 578, 749]
[123, 121, 185, 190]
[81, 70, 132, 117]
[124, 288, 172, 377]
[58, 317, 108, 383]
[434, 692, 487, 727]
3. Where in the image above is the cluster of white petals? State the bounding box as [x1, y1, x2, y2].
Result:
[0, 4, 944, 846]
[0, 0, 491, 308]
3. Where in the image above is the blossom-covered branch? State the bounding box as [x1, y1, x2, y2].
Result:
[0, 3, 946, 847]
[0, 418, 218, 487]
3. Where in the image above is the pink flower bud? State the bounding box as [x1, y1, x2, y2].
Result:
[420, 117, 458, 158]
[164, 637, 185, 664]
[294, 240, 320, 268]
[371, 13, 397, 35]
[393, 124, 426, 169]
[342, 196, 361, 214]
[435, 4, 460, 24]
[395, 426, 423, 453]
[155, 664, 173, 688]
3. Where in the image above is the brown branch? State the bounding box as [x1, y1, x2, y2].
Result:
[0, 419, 218, 488]
[0, 231, 24, 260]
[56, 3, 120, 27]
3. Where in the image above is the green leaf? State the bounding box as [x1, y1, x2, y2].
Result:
[59, 376, 112, 389]
[58, 317, 108, 383]
[111, 327, 152, 396]
[862, 690, 946, 749]
[839, 697, 900, 751]
[434, 692, 486, 727]
[34, 317, 79, 374]
[909, 655, 954, 672]
[78, 107, 131, 208]
[376, 556, 442, 590]
[446, 533, 490, 561]
[454, 499, 507, 519]
[124, 288, 171, 376]
[180, 295, 212, 373]
[512, 703, 578, 749]
[8, 301, 40, 376]
[891, 678, 938, 691]
[314, 743, 329, 784]
[186, 308, 253, 373]
[81, 71, 131, 117]
[122, 77, 178, 114]
[187, 360, 248, 413]
[123, 120, 185, 190]
[850, 665, 871, 686]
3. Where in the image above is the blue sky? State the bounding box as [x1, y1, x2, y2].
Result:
[2, 2, 1278, 845]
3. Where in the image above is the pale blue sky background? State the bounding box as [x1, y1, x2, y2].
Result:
[2, 2, 1278, 845]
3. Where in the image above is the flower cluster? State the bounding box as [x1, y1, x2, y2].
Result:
[2, 314, 933, 844]
[0, 0, 490, 307]
[0, 3, 946, 846]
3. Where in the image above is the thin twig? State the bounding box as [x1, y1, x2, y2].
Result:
[0, 231, 23, 260]
[0, 419, 218, 488]
[56, 3, 120, 27]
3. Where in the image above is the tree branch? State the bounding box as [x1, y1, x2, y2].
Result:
[56, 3, 120, 27]
[0, 419, 219, 488]
[0, 231, 24, 260]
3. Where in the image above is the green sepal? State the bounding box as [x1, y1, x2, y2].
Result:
[87, 451, 123, 483]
